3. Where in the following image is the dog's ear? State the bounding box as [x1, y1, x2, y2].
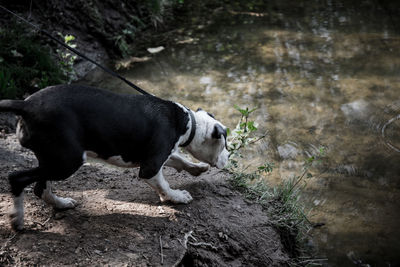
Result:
[207, 112, 215, 119]
[196, 108, 203, 112]
[212, 124, 225, 139]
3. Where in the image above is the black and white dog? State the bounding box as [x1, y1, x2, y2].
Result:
[0, 85, 229, 230]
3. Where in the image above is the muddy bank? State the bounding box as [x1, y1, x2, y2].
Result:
[0, 132, 291, 266]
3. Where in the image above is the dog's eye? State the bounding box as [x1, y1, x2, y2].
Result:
[207, 112, 215, 119]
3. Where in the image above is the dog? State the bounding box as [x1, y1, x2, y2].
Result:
[0, 84, 229, 230]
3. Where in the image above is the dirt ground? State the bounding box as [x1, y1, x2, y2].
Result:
[0, 117, 290, 266]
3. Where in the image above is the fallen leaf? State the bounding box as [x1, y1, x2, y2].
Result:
[147, 46, 165, 54]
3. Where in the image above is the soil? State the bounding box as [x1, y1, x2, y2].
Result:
[0, 118, 290, 266]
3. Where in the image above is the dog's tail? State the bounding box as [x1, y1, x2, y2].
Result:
[0, 100, 27, 115]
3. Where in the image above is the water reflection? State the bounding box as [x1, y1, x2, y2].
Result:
[85, 0, 400, 265]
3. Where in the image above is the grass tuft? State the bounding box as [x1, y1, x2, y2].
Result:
[226, 105, 326, 265]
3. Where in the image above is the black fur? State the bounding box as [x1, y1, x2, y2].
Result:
[211, 124, 226, 139]
[2, 85, 190, 197]
[211, 124, 227, 149]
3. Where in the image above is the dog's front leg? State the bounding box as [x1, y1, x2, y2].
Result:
[165, 152, 209, 176]
[143, 170, 193, 204]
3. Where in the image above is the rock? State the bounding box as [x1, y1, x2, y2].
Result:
[340, 99, 369, 120]
[277, 143, 298, 159]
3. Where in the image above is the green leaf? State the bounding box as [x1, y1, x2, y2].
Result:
[234, 105, 249, 117]
[248, 107, 258, 114]
[64, 34, 75, 43]
[122, 29, 132, 35]
[11, 49, 23, 57]
[319, 146, 326, 156]
[247, 121, 258, 132]
[258, 163, 274, 174]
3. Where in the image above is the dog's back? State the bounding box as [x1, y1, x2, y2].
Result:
[1, 85, 187, 163]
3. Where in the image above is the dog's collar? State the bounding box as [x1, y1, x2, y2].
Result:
[180, 109, 196, 147]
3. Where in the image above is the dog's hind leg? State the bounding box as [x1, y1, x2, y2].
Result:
[34, 181, 77, 209]
[165, 152, 209, 176]
[8, 168, 41, 231]
[30, 139, 85, 210]
[9, 142, 83, 230]
[143, 169, 193, 204]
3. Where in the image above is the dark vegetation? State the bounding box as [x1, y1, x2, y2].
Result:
[0, 22, 64, 99]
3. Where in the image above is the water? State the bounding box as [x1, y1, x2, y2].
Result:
[85, 1, 400, 265]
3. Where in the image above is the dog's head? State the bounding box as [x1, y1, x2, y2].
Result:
[185, 108, 229, 169]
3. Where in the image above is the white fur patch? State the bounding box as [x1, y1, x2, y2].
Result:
[165, 151, 209, 176]
[85, 151, 139, 168]
[184, 110, 229, 168]
[82, 151, 87, 162]
[42, 181, 77, 209]
[10, 194, 24, 230]
[216, 143, 229, 169]
[105, 155, 138, 168]
[144, 170, 193, 204]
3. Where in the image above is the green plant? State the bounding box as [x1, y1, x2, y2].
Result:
[226, 105, 265, 170]
[146, 0, 165, 26]
[226, 105, 325, 263]
[112, 18, 146, 57]
[57, 33, 78, 83]
[113, 34, 130, 57]
[229, 148, 325, 263]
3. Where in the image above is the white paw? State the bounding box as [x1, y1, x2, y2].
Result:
[161, 189, 193, 204]
[10, 209, 24, 231]
[197, 162, 210, 170]
[54, 197, 78, 210]
[188, 163, 209, 176]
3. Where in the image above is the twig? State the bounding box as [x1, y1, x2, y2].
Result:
[178, 230, 193, 249]
[38, 217, 51, 227]
[28, 0, 33, 19]
[248, 134, 266, 145]
[298, 258, 328, 264]
[187, 241, 218, 251]
[287, 169, 308, 195]
[159, 235, 164, 265]
[0, 233, 17, 255]
[83, 247, 92, 258]
[172, 230, 193, 267]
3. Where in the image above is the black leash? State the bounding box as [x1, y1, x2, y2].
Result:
[0, 5, 151, 96]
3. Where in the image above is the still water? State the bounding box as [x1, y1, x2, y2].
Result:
[86, 1, 400, 265]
